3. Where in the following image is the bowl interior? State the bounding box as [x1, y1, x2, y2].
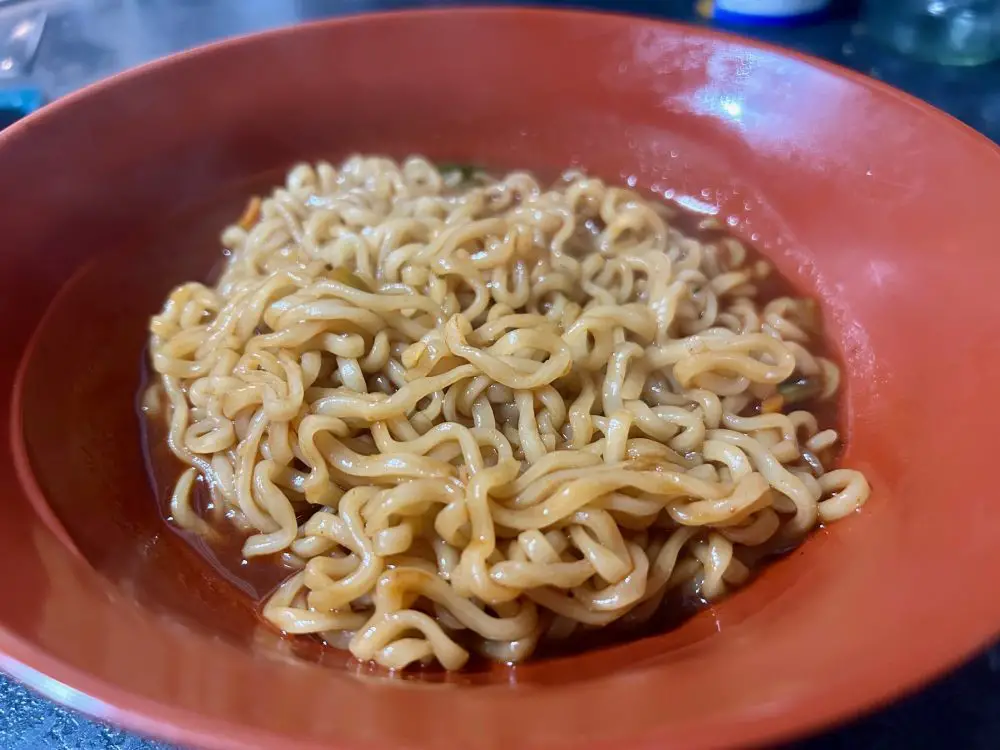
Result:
[3, 9, 1000, 750]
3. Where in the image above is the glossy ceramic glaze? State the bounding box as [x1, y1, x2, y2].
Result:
[2, 9, 1000, 750]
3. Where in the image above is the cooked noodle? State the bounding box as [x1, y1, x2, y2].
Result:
[147, 155, 870, 670]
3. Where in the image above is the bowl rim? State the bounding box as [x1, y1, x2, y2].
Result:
[3, 7, 1000, 750]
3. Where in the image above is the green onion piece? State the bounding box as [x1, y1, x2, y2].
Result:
[777, 374, 824, 404]
[437, 162, 483, 181]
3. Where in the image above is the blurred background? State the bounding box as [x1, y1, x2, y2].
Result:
[5, 0, 1000, 139]
[2, 1, 1000, 748]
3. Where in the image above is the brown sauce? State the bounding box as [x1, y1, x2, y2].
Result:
[139, 379, 292, 602]
[137, 174, 848, 676]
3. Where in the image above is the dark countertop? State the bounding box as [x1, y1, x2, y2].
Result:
[2, 1, 999, 748]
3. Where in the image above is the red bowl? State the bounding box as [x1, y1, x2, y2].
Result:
[2, 8, 1000, 750]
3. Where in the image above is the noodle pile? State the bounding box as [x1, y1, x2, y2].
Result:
[148, 155, 870, 670]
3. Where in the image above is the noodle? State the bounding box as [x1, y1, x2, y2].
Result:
[147, 155, 870, 670]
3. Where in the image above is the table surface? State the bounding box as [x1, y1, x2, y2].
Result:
[2, 1, 1000, 748]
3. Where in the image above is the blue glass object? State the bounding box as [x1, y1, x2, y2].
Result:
[0, 87, 43, 130]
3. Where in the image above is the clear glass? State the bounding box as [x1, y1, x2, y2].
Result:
[0, 6, 45, 79]
[863, 0, 1000, 65]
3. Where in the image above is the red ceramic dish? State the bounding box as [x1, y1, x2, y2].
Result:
[2, 8, 1000, 750]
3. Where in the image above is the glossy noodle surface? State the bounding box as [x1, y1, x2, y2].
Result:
[146, 155, 870, 670]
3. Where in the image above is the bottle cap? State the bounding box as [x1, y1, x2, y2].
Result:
[707, 0, 832, 25]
